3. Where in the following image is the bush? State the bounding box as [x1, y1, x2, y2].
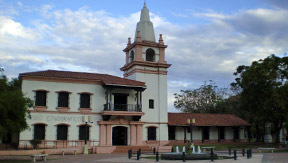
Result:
[30, 139, 41, 149]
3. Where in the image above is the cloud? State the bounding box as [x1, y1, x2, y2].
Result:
[0, 2, 287, 112]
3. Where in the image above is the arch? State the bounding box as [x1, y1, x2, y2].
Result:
[55, 123, 71, 127]
[146, 48, 155, 62]
[130, 50, 135, 62]
[145, 125, 158, 128]
[32, 122, 48, 126]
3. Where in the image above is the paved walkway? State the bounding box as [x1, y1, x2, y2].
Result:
[1, 152, 288, 162]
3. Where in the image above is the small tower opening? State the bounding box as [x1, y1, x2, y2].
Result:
[130, 51, 135, 62]
[146, 48, 155, 62]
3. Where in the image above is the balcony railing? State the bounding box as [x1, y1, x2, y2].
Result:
[103, 104, 142, 112]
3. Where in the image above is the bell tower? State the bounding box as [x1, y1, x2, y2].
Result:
[120, 3, 171, 144]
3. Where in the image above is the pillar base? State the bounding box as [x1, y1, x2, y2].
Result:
[83, 145, 89, 154]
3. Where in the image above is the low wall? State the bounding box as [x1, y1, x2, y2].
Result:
[168, 139, 246, 146]
[0, 148, 83, 156]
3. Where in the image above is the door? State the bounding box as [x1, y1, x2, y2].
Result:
[112, 126, 127, 145]
[114, 94, 128, 111]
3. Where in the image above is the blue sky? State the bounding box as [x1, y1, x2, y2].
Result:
[1, 0, 287, 111]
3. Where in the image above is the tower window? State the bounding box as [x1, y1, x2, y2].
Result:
[149, 99, 154, 109]
[146, 48, 155, 62]
[130, 51, 135, 62]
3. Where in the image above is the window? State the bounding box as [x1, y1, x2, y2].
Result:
[168, 126, 175, 140]
[57, 125, 68, 140]
[34, 124, 45, 140]
[79, 125, 89, 140]
[149, 99, 154, 109]
[147, 127, 157, 140]
[233, 127, 240, 140]
[219, 127, 225, 139]
[35, 91, 47, 106]
[58, 92, 69, 107]
[80, 94, 90, 108]
[146, 48, 155, 62]
[130, 51, 135, 62]
[203, 127, 209, 140]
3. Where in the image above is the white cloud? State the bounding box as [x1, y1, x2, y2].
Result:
[0, 3, 287, 112]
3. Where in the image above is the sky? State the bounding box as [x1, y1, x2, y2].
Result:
[0, 0, 287, 112]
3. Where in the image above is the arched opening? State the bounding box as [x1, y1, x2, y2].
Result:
[79, 125, 90, 141]
[130, 51, 135, 62]
[147, 127, 157, 140]
[112, 126, 128, 145]
[146, 48, 155, 62]
[34, 124, 46, 140]
[57, 125, 68, 140]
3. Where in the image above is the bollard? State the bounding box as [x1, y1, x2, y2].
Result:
[128, 149, 131, 159]
[250, 149, 252, 158]
[156, 152, 159, 162]
[137, 151, 140, 160]
[229, 148, 231, 155]
[210, 148, 214, 162]
[182, 152, 186, 162]
[153, 147, 156, 155]
[247, 150, 250, 159]
[234, 150, 237, 160]
[139, 148, 141, 157]
[242, 149, 245, 156]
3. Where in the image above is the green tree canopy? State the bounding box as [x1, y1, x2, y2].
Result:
[231, 54, 288, 143]
[0, 70, 33, 140]
[174, 80, 230, 113]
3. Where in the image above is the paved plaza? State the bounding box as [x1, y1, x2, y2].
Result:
[1, 152, 288, 163]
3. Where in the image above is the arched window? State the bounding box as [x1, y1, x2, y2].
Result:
[57, 125, 68, 140]
[130, 51, 135, 62]
[79, 125, 90, 140]
[147, 127, 157, 140]
[146, 48, 155, 62]
[34, 124, 46, 140]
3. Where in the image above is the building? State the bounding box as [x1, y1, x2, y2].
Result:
[18, 3, 250, 153]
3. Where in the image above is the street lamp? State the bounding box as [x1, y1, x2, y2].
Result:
[82, 116, 93, 154]
[187, 118, 196, 145]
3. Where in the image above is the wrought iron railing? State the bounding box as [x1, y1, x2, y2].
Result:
[103, 104, 142, 112]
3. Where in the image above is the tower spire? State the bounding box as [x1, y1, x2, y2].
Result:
[134, 2, 155, 42]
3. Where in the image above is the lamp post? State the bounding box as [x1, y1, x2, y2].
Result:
[187, 118, 196, 145]
[82, 116, 93, 154]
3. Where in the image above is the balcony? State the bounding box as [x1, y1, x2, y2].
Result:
[101, 104, 145, 119]
[104, 104, 142, 112]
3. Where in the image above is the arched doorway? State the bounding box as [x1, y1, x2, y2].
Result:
[112, 126, 128, 145]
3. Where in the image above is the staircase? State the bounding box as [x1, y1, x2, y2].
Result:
[112, 146, 152, 153]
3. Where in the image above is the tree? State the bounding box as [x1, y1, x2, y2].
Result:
[0, 69, 33, 143]
[231, 54, 288, 143]
[174, 80, 229, 113]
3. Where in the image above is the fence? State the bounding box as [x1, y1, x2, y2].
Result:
[0, 140, 99, 150]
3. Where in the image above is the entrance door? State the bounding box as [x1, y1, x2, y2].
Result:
[112, 126, 127, 145]
[114, 94, 128, 111]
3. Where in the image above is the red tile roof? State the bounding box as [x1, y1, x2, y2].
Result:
[168, 113, 250, 126]
[20, 70, 146, 87]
